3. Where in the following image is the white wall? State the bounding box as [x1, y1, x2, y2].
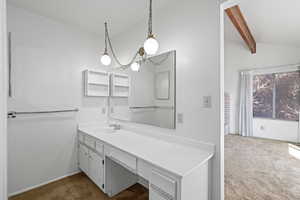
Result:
[111, 0, 221, 199]
[0, 0, 7, 199]
[225, 40, 300, 141]
[253, 118, 299, 142]
[7, 5, 107, 195]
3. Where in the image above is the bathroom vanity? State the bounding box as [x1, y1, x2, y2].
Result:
[78, 123, 214, 200]
[78, 50, 214, 200]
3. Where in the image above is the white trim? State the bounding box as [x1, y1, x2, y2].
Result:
[0, 0, 7, 199]
[219, 0, 241, 199]
[8, 170, 81, 197]
[240, 63, 300, 75]
[219, 3, 225, 200]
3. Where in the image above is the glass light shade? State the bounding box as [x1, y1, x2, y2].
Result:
[101, 54, 111, 66]
[144, 37, 159, 55]
[130, 62, 140, 72]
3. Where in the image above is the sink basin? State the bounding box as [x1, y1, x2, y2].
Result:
[93, 126, 117, 134]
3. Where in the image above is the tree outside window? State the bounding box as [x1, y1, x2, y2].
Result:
[253, 71, 300, 121]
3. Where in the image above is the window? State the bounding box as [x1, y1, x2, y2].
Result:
[253, 71, 300, 121]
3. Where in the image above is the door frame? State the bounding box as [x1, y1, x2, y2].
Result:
[219, 1, 240, 200]
[0, 1, 245, 200]
[0, 0, 7, 199]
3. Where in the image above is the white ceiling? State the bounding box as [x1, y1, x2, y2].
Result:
[8, 0, 172, 36]
[225, 0, 300, 47]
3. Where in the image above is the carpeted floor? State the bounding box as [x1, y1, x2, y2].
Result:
[9, 173, 148, 200]
[225, 135, 300, 200]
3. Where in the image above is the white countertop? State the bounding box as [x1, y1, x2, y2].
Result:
[78, 124, 214, 178]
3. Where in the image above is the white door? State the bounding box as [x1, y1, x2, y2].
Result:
[89, 150, 104, 191]
[79, 144, 89, 174]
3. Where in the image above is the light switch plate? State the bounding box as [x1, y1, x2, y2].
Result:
[177, 113, 183, 123]
[203, 96, 212, 108]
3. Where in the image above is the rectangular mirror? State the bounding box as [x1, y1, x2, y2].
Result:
[156, 71, 170, 100]
[110, 50, 176, 129]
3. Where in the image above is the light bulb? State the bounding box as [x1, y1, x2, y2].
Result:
[144, 36, 159, 55]
[101, 54, 111, 66]
[130, 62, 140, 72]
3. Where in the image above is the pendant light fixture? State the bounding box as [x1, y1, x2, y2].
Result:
[100, 0, 159, 70]
[100, 26, 112, 66]
[143, 0, 159, 55]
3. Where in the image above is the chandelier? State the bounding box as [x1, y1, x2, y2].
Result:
[100, 0, 159, 71]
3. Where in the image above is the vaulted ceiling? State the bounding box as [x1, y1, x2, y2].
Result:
[8, 0, 172, 36]
[225, 0, 300, 47]
[8, 0, 300, 47]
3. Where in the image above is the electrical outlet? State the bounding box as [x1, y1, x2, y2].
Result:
[110, 107, 114, 113]
[260, 126, 265, 131]
[203, 96, 212, 108]
[101, 107, 106, 114]
[177, 113, 183, 123]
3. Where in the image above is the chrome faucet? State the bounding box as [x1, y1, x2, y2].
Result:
[109, 123, 121, 130]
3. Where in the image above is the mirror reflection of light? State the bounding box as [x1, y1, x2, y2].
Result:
[289, 144, 300, 160]
[130, 62, 140, 72]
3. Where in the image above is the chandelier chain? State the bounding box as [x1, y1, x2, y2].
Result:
[104, 22, 108, 53]
[101, 0, 158, 70]
[148, 0, 153, 36]
[105, 22, 139, 68]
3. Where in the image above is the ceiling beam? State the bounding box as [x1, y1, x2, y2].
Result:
[225, 5, 256, 54]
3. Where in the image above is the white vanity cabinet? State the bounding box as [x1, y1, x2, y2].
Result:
[78, 135, 105, 192]
[151, 188, 175, 200]
[150, 171, 177, 200]
[89, 150, 105, 189]
[77, 128, 213, 200]
[105, 145, 137, 173]
[78, 144, 89, 174]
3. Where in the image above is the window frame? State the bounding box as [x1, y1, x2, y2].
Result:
[252, 70, 300, 122]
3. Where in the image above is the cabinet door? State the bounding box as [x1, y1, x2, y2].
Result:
[79, 144, 89, 174]
[150, 171, 176, 198]
[89, 150, 104, 191]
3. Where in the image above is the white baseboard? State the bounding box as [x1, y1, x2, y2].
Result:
[8, 170, 81, 197]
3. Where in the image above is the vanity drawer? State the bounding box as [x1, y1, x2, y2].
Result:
[85, 136, 96, 149]
[95, 141, 104, 155]
[108, 147, 137, 172]
[137, 160, 151, 180]
[150, 188, 175, 200]
[150, 171, 176, 198]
